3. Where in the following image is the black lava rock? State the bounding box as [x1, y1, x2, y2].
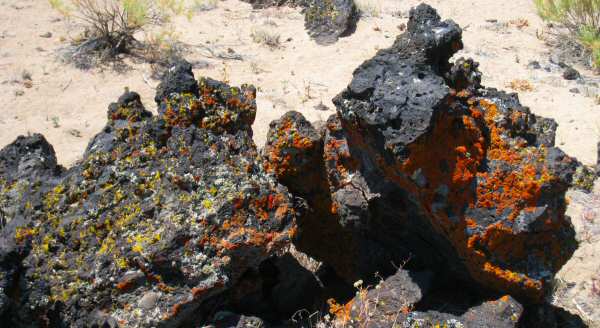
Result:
[563, 66, 581, 80]
[0, 61, 298, 327]
[154, 60, 199, 105]
[303, 0, 358, 45]
[528, 60, 541, 70]
[265, 3, 578, 304]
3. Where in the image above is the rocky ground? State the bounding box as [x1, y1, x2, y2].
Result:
[0, 0, 599, 327]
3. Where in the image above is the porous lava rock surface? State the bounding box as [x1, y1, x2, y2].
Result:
[265, 3, 579, 304]
[0, 64, 298, 327]
[0, 134, 65, 320]
[302, 0, 358, 45]
[241, 0, 358, 45]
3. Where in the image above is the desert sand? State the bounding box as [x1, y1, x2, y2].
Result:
[1, 0, 599, 167]
[1, 0, 599, 325]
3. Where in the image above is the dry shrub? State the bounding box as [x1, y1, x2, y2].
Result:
[510, 18, 530, 29]
[48, 0, 196, 69]
[534, 0, 600, 68]
[506, 79, 534, 92]
[251, 28, 281, 49]
[51, 0, 157, 57]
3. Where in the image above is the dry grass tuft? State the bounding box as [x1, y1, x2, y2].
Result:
[510, 18, 530, 29]
[534, 0, 600, 68]
[48, 0, 200, 69]
[506, 79, 534, 91]
[251, 28, 281, 49]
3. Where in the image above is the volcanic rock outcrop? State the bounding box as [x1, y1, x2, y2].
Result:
[0, 65, 298, 327]
[265, 3, 579, 304]
[0, 134, 65, 320]
[0, 3, 586, 327]
[302, 0, 357, 44]
[263, 111, 395, 281]
[241, 0, 358, 45]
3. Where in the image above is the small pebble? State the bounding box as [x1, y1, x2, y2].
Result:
[139, 292, 160, 310]
[563, 67, 580, 81]
[527, 60, 541, 70]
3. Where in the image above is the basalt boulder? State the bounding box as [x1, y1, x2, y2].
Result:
[0, 62, 299, 327]
[0, 134, 64, 319]
[302, 0, 358, 45]
[330, 4, 578, 302]
[264, 4, 579, 303]
[240, 0, 358, 45]
[262, 111, 397, 282]
[154, 60, 199, 106]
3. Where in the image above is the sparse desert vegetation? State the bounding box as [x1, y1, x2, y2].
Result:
[251, 27, 282, 48]
[48, 0, 206, 69]
[534, 0, 600, 67]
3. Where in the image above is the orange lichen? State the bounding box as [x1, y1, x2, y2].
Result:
[331, 202, 338, 215]
[274, 202, 290, 221]
[400, 106, 486, 235]
[475, 100, 554, 220]
[263, 117, 319, 180]
[328, 298, 354, 323]
[323, 132, 359, 190]
[336, 96, 566, 301]
[170, 302, 184, 317]
[158, 283, 176, 293]
[116, 278, 138, 292]
[191, 286, 208, 298]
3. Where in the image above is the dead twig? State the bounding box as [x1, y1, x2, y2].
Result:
[61, 78, 73, 91]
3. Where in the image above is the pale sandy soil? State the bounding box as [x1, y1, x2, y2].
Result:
[1, 0, 599, 325]
[1, 0, 599, 167]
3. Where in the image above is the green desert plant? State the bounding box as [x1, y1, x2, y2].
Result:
[579, 25, 600, 67]
[50, 0, 153, 54]
[48, 0, 195, 67]
[534, 0, 600, 67]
